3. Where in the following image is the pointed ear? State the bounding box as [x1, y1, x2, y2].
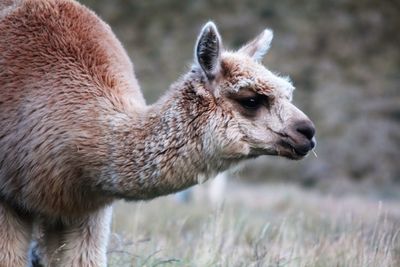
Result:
[195, 21, 222, 80]
[238, 29, 273, 62]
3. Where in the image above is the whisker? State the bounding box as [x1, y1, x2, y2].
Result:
[312, 149, 318, 158]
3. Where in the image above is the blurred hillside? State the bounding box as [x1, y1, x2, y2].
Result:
[80, 0, 400, 189]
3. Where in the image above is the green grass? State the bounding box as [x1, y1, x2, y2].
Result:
[108, 183, 400, 267]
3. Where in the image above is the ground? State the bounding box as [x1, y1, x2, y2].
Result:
[108, 182, 400, 267]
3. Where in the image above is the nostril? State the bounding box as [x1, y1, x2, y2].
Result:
[296, 122, 315, 140]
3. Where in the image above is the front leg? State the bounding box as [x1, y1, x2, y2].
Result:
[40, 206, 113, 267]
[0, 201, 33, 267]
[61, 206, 112, 267]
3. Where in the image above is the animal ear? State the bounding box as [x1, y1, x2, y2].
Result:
[238, 29, 273, 62]
[195, 21, 222, 80]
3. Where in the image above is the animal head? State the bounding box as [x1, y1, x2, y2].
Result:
[189, 22, 316, 162]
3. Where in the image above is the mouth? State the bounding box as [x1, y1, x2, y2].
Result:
[247, 142, 309, 159]
[247, 146, 305, 160]
[247, 147, 278, 158]
[243, 136, 316, 160]
[278, 139, 315, 160]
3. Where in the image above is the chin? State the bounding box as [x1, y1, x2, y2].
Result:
[278, 149, 309, 160]
[248, 146, 309, 161]
[247, 147, 278, 159]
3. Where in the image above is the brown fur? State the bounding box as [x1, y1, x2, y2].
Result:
[0, 0, 315, 266]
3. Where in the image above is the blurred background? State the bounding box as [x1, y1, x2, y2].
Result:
[77, 1, 400, 265]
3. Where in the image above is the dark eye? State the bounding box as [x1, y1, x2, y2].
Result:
[238, 95, 263, 110]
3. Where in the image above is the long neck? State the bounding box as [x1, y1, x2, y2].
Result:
[100, 80, 217, 200]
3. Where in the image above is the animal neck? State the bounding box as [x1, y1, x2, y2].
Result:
[101, 78, 219, 200]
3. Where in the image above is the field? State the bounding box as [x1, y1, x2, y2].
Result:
[108, 182, 400, 267]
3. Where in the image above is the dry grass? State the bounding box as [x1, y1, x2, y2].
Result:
[108, 182, 400, 267]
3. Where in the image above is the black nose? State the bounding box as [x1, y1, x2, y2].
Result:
[295, 120, 315, 140]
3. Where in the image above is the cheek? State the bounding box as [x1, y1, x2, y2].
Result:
[224, 119, 245, 142]
[237, 110, 281, 144]
[223, 124, 251, 157]
[214, 115, 251, 157]
[246, 122, 275, 143]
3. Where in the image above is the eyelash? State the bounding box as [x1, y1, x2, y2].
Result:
[238, 95, 265, 110]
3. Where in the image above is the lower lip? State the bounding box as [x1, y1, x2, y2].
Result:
[294, 149, 308, 157]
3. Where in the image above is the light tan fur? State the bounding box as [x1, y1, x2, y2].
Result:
[0, 0, 315, 266]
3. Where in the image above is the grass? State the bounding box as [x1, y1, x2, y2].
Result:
[108, 182, 400, 267]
